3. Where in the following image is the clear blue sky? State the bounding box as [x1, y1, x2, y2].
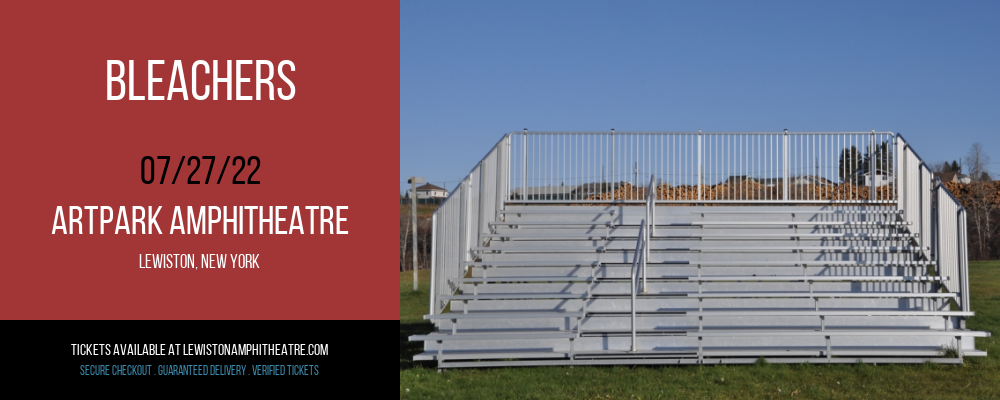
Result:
[401, 1, 1000, 194]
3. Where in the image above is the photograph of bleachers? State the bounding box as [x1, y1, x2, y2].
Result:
[410, 131, 988, 369]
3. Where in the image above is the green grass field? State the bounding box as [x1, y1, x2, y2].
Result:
[400, 261, 1000, 399]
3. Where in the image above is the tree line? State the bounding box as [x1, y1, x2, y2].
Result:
[940, 143, 996, 260]
[837, 141, 996, 260]
[400, 207, 433, 272]
[838, 141, 893, 184]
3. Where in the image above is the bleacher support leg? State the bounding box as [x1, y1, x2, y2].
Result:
[826, 336, 832, 359]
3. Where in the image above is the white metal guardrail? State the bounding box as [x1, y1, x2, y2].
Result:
[895, 133, 968, 309]
[428, 131, 969, 316]
[508, 131, 897, 203]
[430, 135, 511, 314]
[897, 134, 934, 259]
[936, 182, 970, 311]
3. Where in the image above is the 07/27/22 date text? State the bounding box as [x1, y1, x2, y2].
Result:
[140, 156, 259, 184]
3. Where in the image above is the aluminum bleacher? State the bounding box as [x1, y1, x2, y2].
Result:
[410, 131, 987, 369]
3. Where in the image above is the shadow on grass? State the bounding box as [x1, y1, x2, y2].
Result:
[400, 321, 436, 370]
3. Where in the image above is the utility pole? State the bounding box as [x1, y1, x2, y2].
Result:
[408, 176, 425, 291]
[634, 162, 638, 186]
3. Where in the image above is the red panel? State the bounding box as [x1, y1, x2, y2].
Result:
[0, 2, 400, 319]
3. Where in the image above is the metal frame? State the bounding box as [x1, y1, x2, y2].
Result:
[420, 131, 982, 368]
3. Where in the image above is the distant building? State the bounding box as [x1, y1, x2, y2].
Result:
[739, 176, 832, 187]
[789, 175, 833, 186]
[756, 178, 782, 188]
[508, 182, 630, 200]
[512, 184, 578, 200]
[934, 171, 972, 184]
[571, 182, 622, 198]
[408, 183, 449, 200]
[724, 175, 752, 185]
[859, 169, 895, 186]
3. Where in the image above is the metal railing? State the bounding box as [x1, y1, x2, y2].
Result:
[897, 134, 935, 259]
[936, 181, 971, 311]
[629, 222, 646, 353]
[894, 134, 969, 307]
[643, 174, 655, 291]
[630, 174, 656, 352]
[429, 135, 510, 314]
[508, 131, 897, 204]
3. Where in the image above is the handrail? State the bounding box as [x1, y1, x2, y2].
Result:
[643, 174, 656, 292]
[630, 222, 646, 353]
[628, 176, 655, 352]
